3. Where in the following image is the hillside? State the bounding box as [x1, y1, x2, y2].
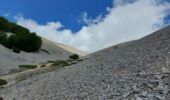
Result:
[54, 42, 89, 56]
[42, 38, 89, 56]
[0, 26, 170, 99]
[0, 38, 73, 76]
[0, 17, 88, 76]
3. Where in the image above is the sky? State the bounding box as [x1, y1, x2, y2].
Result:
[0, 0, 170, 52]
[0, 0, 112, 32]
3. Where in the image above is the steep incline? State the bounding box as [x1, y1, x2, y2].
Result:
[0, 26, 170, 100]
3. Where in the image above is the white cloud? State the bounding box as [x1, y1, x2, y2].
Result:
[81, 12, 104, 25]
[16, 0, 170, 52]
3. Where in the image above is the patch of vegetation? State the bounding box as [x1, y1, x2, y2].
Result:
[41, 49, 50, 54]
[66, 59, 74, 62]
[52, 60, 69, 67]
[0, 16, 42, 52]
[0, 79, 7, 86]
[19, 65, 37, 69]
[113, 45, 118, 49]
[48, 61, 55, 63]
[0, 32, 7, 45]
[12, 47, 20, 53]
[69, 54, 79, 60]
[77, 59, 83, 61]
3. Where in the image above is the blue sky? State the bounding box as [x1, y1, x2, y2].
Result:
[0, 0, 112, 32]
[0, 0, 170, 52]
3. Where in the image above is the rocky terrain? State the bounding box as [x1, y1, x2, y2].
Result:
[0, 25, 170, 100]
[0, 38, 73, 76]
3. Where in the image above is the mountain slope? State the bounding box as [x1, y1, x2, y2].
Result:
[0, 38, 72, 75]
[42, 38, 89, 56]
[0, 26, 170, 100]
[55, 42, 89, 56]
[89, 25, 170, 74]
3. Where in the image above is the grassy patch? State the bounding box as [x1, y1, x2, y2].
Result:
[77, 59, 83, 61]
[0, 79, 7, 86]
[48, 61, 55, 63]
[66, 59, 74, 62]
[19, 65, 37, 69]
[51, 59, 81, 67]
[52, 60, 69, 67]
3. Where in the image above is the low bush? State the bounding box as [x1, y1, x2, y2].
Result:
[113, 45, 118, 49]
[66, 59, 74, 62]
[19, 65, 37, 69]
[13, 47, 20, 53]
[77, 59, 83, 61]
[0, 32, 7, 45]
[0, 79, 7, 86]
[48, 61, 55, 63]
[52, 60, 68, 67]
[69, 54, 79, 60]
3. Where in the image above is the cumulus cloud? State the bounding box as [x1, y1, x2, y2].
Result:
[16, 0, 170, 52]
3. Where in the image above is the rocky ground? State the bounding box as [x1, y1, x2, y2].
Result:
[0, 26, 170, 100]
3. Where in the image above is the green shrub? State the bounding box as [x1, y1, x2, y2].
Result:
[13, 47, 20, 53]
[69, 54, 79, 60]
[47, 61, 55, 63]
[52, 60, 68, 66]
[66, 59, 74, 62]
[8, 35, 19, 47]
[0, 32, 7, 45]
[113, 45, 118, 49]
[0, 79, 7, 86]
[0, 17, 10, 32]
[19, 65, 37, 69]
[77, 59, 83, 61]
[17, 33, 42, 52]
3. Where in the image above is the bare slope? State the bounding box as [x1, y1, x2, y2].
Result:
[0, 26, 170, 100]
[55, 42, 89, 56]
[0, 38, 72, 75]
[42, 38, 89, 56]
